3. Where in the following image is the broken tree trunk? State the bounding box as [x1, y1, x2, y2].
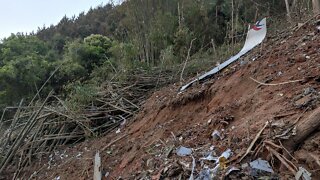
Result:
[284, 107, 320, 151]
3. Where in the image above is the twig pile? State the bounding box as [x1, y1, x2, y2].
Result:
[0, 66, 177, 177]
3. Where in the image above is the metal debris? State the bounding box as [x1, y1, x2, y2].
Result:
[195, 169, 212, 180]
[200, 149, 232, 164]
[211, 130, 221, 140]
[226, 166, 240, 176]
[200, 153, 218, 161]
[176, 146, 192, 157]
[218, 149, 232, 170]
[76, 152, 83, 158]
[249, 158, 274, 173]
[220, 149, 232, 159]
[105, 172, 110, 178]
[199, 148, 232, 178]
[116, 128, 121, 134]
[295, 167, 311, 180]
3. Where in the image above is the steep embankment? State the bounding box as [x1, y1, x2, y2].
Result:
[27, 19, 320, 179]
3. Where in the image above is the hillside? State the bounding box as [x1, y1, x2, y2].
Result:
[1, 1, 320, 180]
[6, 16, 318, 179]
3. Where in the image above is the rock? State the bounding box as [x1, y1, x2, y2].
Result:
[295, 94, 313, 108]
[303, 87, 316, 96]
[294, 54, 306, 63]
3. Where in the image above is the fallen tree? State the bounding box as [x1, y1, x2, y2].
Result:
[284, 106, 320, 151]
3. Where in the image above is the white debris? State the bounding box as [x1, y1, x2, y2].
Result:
[116, 128, 121, 134]
[179, 136, 183, 141]
[180, 18, 267, 91]
[195, 168, 212, 180]
[220, 149, 232, 160]
[295, 167, 311, 180]
[198, 149, 234, 179]
[120, 115, 126, 126]
[249, 158, 274, 173]
[176, 146, 192, 156]
[226, 166, 240, 175]
[59, 150, 68, 159]
[211, 130, 221, 140]
[200, 153, 218, 161]
[76, 152, 83, 158]
[54, 151, 59, 156]
[201, 149, 232, 163]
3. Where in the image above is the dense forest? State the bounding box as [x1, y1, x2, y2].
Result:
[0, 0, 317, 110]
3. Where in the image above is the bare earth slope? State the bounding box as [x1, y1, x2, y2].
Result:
[17, 20, 320, 180]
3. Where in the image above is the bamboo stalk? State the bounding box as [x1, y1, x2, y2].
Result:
[0, 91, 53, 174]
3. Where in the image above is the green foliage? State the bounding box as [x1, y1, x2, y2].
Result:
[0, 35, 52, 108]
[60, 34, 113, 82]
[51, 33, 68, 54]
[88, 60, 117, 84]
[64, 81, 98, 111]
[160, 45, 178, 67]
[0, 35, 49, 60]
[54, 57, 87, 85]
[109, 41, 138, 68]
[84, 34, 112, 50]
[89, 41, 140, 84]
[173, 26, 193, 61]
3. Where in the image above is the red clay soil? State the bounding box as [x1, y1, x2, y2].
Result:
[6, 21, 320, 179]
